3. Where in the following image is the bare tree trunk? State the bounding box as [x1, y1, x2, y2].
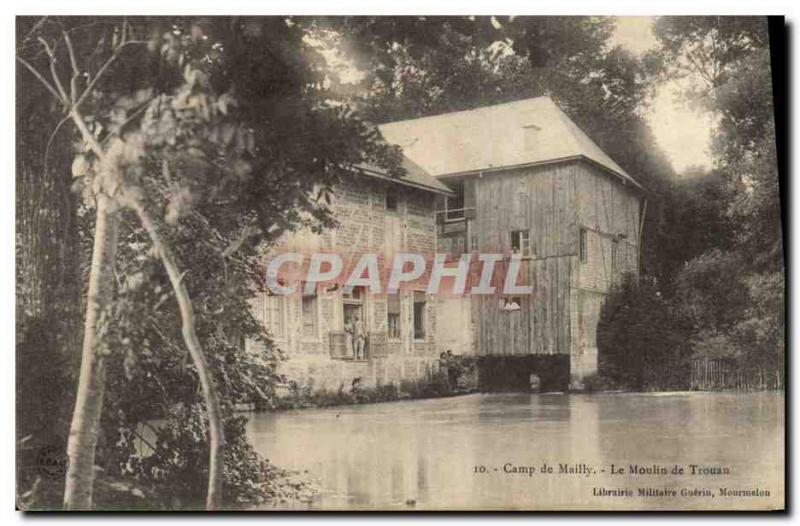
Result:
[16, 55, 82, 509]
[131, 200, 224, 510]
[63, 193, 119, 510]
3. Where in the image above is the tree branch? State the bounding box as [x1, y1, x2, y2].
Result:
[69, 107, 104, 159]
[38, 36, 70, 103]
[127, 196, 225, 511]
[16, 56, 65, 104]
[63, 30, 81, 104]
[73, 40, 148, 111]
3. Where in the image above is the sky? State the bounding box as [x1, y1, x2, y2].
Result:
[611, 16, 714, 173]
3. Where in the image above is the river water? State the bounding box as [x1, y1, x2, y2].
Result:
[246, 391, 784, 510]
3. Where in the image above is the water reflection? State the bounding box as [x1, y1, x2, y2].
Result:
[246, 392, 783, 510]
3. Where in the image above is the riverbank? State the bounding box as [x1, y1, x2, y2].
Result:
[252, 369, 782, 413]
[270, 376, 476, 411]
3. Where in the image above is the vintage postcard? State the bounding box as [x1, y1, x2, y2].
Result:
[15, 15, 785, 511]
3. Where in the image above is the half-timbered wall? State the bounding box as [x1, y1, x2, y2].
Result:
[247, 177, 441, 391]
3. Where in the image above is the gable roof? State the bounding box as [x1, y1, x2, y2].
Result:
[378, 96, 643, 191]
[358, 154, 453, 195]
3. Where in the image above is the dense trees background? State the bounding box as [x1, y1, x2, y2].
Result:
[598, 17, 784, 390]
[16, 15, 784, 508]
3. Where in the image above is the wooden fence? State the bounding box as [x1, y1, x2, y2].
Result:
[690, 358, 784, 391]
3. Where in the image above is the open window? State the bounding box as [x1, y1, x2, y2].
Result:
[499, 296, 522, 312]
[510, 230, 531, 257]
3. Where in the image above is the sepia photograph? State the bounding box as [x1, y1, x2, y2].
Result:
[13, 13, 785, 511]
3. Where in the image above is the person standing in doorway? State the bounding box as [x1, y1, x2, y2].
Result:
[344, 315, 355, 359]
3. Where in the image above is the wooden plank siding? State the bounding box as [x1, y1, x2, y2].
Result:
[470, 162, 578, 357]
[469, 159, 642, 360]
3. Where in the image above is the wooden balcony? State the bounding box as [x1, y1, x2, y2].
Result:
[435, 207, 476, 223]
[328, 331, 389, 360]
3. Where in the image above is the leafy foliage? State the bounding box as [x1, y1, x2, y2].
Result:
[273, 371, 467, 411]
[597, 275, 692, 390]
[108, 405, 316, 509]
[597, 17, 783, 390]
[17, 16, 410, 508]
[655, 17, 783, 382]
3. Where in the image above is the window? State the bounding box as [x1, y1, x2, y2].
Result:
[579, 228, 588, 263]
[451, 236, 465, 256]
[510, 230, 531, 257]
[301, 289, 318, 338]
[387, 294, 401, 340]
[413, 291, 426, 340]
[500, 297, 522, 312]
[264, 294, 285, 338]
[386, 187, 398, 212]
[470, 234, 479, 252]
[445, 183, 465, 221]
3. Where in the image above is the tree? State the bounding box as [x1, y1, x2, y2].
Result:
[651, 16, 783, 384]
[17, 16, 403, 509]
[597, 275, 691, 390]
[16, 17, 83, 508]
[652, 16, 780, 271]
[656, 168, 732, 285]
[650, 17, 769, 101]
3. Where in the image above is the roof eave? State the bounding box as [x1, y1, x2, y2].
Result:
[356, 166, 454, 196]
[433, 155, 648, 195]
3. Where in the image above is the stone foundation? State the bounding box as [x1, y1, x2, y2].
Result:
[278, 355, 440, 392]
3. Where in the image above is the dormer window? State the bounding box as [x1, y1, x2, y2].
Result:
[523, 124, 541, 151]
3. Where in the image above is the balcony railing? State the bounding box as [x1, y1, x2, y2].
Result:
[328, 331, 388, 360]
[435, 207, 476, 222]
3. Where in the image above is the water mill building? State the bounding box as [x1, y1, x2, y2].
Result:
[249, 96, 646, 392]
